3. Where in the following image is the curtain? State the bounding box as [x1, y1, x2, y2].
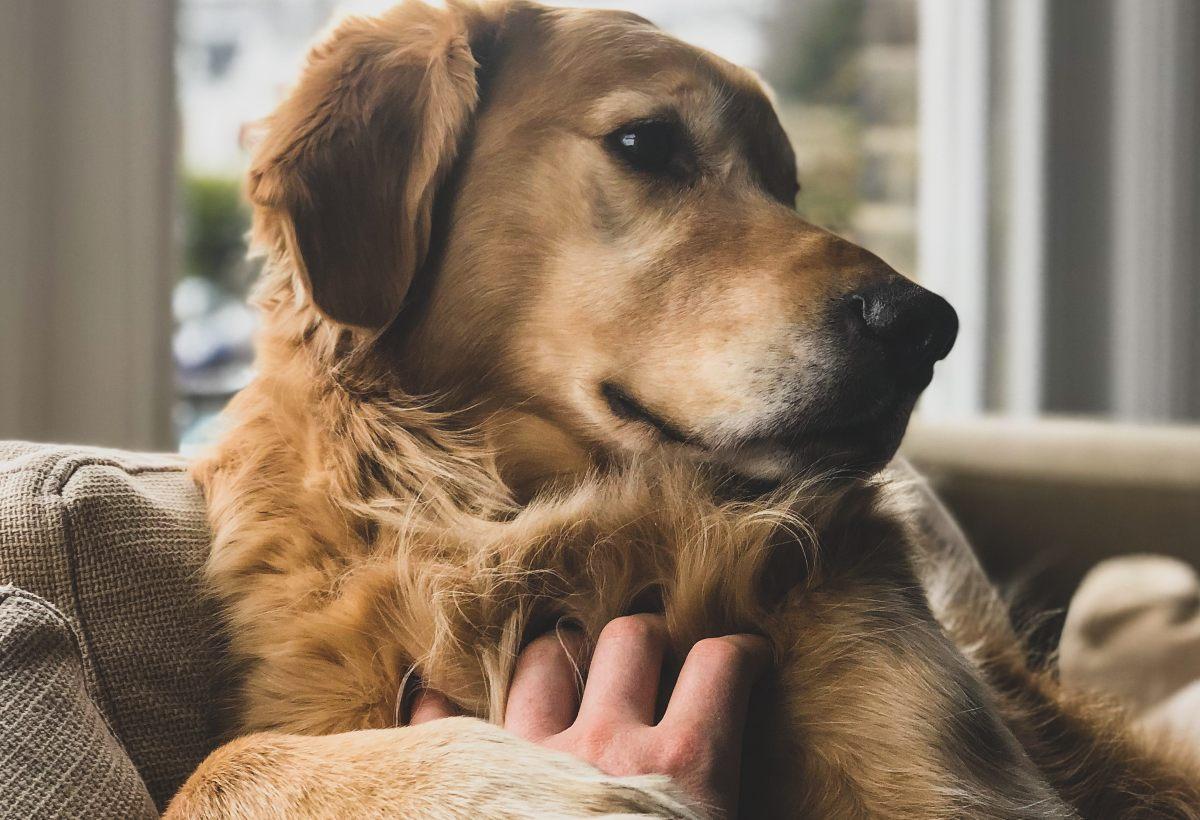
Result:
[918, 0, 1200, 423]
[0, 0, 176, 450]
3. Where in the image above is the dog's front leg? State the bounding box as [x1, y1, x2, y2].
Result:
[165, 717, 701, 820]
[891, 466, 1200, 816]
[749, 579, 1076, 819]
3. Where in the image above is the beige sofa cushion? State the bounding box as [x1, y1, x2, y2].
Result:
[0, 585, 157, 818]
[1060, 554, 1200, 748]
[902, 418, 1200, 626]
[2, 432, 1196, 810]
[0, 442, 220, 809]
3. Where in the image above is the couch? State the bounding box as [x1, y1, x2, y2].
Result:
[1, 420, 1197, 816]
[904, 417, 1200, 645]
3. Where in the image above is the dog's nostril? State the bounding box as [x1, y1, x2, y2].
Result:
[849, 282, 959, 370]
[849, 293, 868, 325]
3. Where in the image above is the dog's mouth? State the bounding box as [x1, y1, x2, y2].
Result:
[760, 397, 917, 475]
[599, 380, 915, 478]
[600, 382, 704, 449]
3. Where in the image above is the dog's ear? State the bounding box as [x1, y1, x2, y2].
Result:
[248, 1, 502, 329]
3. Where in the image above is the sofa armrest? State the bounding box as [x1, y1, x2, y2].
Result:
[0, 442, 221, 809]
[0, 585, 157, 818]
[902, 417, 1200, 623]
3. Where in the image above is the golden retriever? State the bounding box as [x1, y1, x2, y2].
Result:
[168, 1, 1200, 816]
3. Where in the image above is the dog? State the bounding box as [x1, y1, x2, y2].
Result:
[167, 1, 1200, 816]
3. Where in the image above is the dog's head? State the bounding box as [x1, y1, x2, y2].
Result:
[249, 0, 957, 485]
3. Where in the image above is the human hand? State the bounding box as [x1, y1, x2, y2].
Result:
[410, 614, 770, 818]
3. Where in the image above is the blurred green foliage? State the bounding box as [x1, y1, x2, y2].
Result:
[773, 104, 862, 233]
[795, 152, 860, 233]
[760, 0, 870, 239]
[766, 0, 866, 104]
[182, 175, 250, 286]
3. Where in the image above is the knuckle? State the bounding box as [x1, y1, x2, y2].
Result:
[600, 613, 666, 646]
[569, 721, 617, 759]
[521, 631, 569, 663]
[517, 625, 587, 674]
[689, 635, 751, 667]
[655, 730, 711, 775]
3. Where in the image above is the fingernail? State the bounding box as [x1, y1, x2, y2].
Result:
[396, 672, 424, 725]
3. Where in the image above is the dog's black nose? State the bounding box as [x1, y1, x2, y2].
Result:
[848, 281, 959, 371]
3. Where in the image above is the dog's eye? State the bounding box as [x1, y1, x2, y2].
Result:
[606, 120, 685, 175]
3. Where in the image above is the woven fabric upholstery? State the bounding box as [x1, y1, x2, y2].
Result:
[0, 586, 157, 819]
[1, 438, 1196, 813]
[0, 442, 221, 810]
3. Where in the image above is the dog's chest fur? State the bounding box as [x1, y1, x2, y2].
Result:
[198, 339, 1073, 817]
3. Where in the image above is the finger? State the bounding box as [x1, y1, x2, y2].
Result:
[505, 626, 586, 741]
[657, 635, 769, 820]
[659, 634, 770, 739]
[409, 688, 461, 725]
[577, 614, 668, 726]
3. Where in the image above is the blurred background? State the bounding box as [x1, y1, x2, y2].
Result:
[1, 0, 1197, 453]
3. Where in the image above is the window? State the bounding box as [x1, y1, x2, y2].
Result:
[174, 0, 918, 450]
[174, 0, 1199, 452]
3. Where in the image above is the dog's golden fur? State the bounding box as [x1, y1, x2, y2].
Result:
[169, 1, 1200, 817]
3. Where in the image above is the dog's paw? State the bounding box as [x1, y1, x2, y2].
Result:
[167, 717, 704, 820]
[394, 717, 704, 819]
